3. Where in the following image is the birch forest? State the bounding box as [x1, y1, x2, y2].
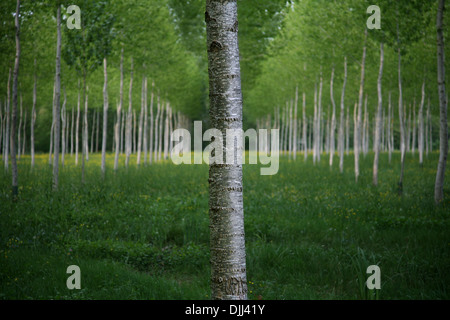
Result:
[1, 0, 449, 303]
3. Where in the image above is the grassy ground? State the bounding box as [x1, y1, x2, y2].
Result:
[0, 151, 449, 300]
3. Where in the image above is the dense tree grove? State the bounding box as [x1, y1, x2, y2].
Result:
[0, 0, 449, 302]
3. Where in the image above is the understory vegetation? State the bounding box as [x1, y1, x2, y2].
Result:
[1, 152, 448, 300]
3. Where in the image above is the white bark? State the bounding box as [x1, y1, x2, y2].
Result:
[330, 66, 336, 167]
[293, 86, 298, 160]
[373, 42, 384, 186]
[114, 48, 123, 170]
[101, 57, 108, 174]
[418, 80, 425, 165]
[125, 57, 133, 168]
[11, 0, 20, 196]
[435, 0, 448, 204]
[339, 57, 347, 173]
[206, 0, 247, 299]
[31, 59, 36, 168]
[355, 30, 367, 183]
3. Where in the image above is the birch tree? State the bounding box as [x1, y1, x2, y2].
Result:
[373, 42, 384, 186]
[434, 0, 448, 204]
[10, 0, 20, 197]
[101, 57, 108, 175]
[355, 30, 367, 183]
[114, 48, 124, 171]
[338, 57, 347, 173]
[205, 0, 247, 300]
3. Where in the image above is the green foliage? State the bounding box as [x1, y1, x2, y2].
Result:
[62, 0, 116, 74]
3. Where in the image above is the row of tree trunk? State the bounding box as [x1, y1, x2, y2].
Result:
[255, 89, 434, 162]
[1, 64, 190, 176]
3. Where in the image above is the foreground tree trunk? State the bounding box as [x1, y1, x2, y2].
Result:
[373, 42, 384, 186]
[435, 0, 448, 204]
[205, 0, 247, 300]
[11, 0, 20, 197]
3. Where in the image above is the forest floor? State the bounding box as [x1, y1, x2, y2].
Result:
[0, 152, 449, 299]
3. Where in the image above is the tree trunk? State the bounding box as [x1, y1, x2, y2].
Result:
[158, 97, 163, 161]
[125, 57, 133, 168]
[397, 22, 406, 194]
[10, 0, 20, 197]
[61, 87, 66, 167]
[205, 0, 247, 300]
[52, 4, 61, 190]
[373, 42, 384, 186]
[318, 72, 323, 161]
[5, 68, 11, 171]
[313, 81, 318, 164]
[330, 66, 336, 167]
[303, 91, 307, 161]
[49, 82, 55, 166]
[18, 94, 22, 159]
[71, 106, 74, 156]
[114, 48, 124, 171]
[163, 102, 170, 160]
[31, 59, 37, 168]
[363, 95, 368, 156]
[149, 81, 154, 164]
[22, 109, 27, 156]
[81, 81, 88, 182]
[293, 86, 298, 160]
[143, 77, 148, 165]
[388, 91, 392, 163]
[355, 30, 367, 183]
[90, 109, 95, 154]
[339, 57, 347, 173]
[154, 95, 160, 162]
[137, 76, 144, 165]
[346, 104, 349, 155]
[412, 100, 416, 154]
[101, 57, 108, 175]
[435, 0, 448, 204]
[418, 78, 425, 165]
[75, 80, 80, 165]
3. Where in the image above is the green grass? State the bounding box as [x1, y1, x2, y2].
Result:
[0, 151, 449, 299]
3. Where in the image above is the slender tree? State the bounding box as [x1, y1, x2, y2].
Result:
[329, 66, 336, 167]
[31, 59, 36, 168]
[418, 78, 425, 166]
[101, 57, 108, 175]
[373, 42, 384, 186]
[355, 30, 367, 183]
[114, 48, 124, 171]
[205, 0, 247, 300]
[339, 57, 347, 173]
[435, 0, 448, 204]
[10, 0, 20, 197]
